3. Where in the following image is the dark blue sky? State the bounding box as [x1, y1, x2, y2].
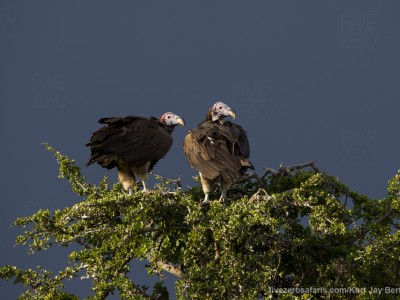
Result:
[1, 1, 399, 298]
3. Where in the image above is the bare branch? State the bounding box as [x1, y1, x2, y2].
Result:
[76, 238, 91, 249]
[262, 161, 319, 179]
[374, 208, 393, 225]
[352, 208, 394, 243]
[235, 171, 263, 184]
[249, 188, 271, 203]
[155, 261, 184, 278]
[169, 176, 182, 190]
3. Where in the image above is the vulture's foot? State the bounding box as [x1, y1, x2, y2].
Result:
[219, 189, 228, 203]
[201, 200, 210, 207]
[220, 197, 233, 204]
[141, 180, 148, 192]
[135, 181, 151, 192]
[201, 194, 210, 206]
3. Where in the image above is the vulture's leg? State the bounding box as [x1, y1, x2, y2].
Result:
[203, 193, 210, 204]
[219, 189, 227, 202]
[141, 180, 148, 192]
[118, 166, 136, 194]
[219, 182, 231, 202]
[135, 162, 151, 192]
[199, 172, 212, 204]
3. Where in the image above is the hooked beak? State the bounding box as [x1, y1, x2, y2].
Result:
[176, 117, 185, 126]
[227, 108, 236, 119]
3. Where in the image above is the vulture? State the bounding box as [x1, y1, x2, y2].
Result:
[86, 112, 185, 194]
[183, 102, 254, 203]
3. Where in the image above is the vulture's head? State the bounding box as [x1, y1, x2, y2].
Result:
[209, 102, 236, 121]
[160, 112, 185, 133]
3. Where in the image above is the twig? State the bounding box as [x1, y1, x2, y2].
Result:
[249, 188, 271, 203]
[214, 240, 220, 262]
[352, 208, 394, 244]
[76, 238, 91, 249]
[272, 254, 282, 284]
[374, 208, 393, 225]
[169, 176, 182, 190]
[262, 161, 319, 179]
[114, 251, 135, 277]
[77, 182, 90, 193]
[235, 171, 263, 184]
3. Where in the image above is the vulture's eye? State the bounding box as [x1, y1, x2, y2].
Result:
[167, 116, 171, 119]
[219, 106, 222, 109]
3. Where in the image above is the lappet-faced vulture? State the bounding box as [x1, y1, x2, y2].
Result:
[183, 102, 254, 203]
[86, 112, 185, 194]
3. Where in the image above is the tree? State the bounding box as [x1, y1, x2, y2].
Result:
[1, 144, 400, 299]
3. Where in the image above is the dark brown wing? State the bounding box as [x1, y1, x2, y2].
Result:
[183, 121, 253, 182]
[87, 116, 172, 169]
[214, 121, 251, 160]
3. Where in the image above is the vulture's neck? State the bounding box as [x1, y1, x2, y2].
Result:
[206, 110, 220, 122]
[208, 114, 227, 125]
[163, 125, 175, 134]
[198, 113, 226, 127]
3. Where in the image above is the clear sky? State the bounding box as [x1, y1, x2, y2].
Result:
[1, 1, 399, 298]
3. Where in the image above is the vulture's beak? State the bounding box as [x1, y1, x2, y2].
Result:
[227, 108, 236, 119]
[176, 117, 185, 126]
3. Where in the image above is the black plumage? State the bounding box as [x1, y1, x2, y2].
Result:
[87, 113, 184, 193]
[184, 102, 253, 203]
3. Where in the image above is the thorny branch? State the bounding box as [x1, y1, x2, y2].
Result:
[234, 161, 319, 192]
[249, 188, 271, 203]
[234, 161, 320, 201]
[262, 161, 319, 179]
[235, 171, 264, 186]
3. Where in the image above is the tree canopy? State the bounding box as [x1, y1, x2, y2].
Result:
[1, 144, 400, 299]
